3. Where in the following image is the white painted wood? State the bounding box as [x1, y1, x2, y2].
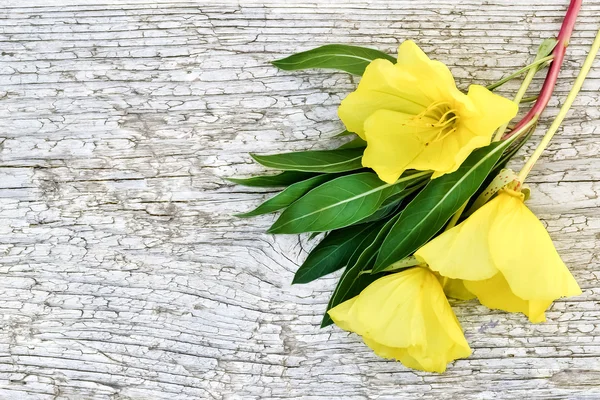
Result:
[0, 1, 599, 398]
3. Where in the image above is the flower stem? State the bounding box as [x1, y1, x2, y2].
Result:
[486, 55, 553, 92]
[504, 116, 539, 143]
[444, 201, 467, 231]
[504, 0, 582, 139]
[492, 63, 542, 142]
[518, 29, 600, 183]
[493, 39, 557, 142]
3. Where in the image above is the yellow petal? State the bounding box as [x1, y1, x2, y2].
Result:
[363, 338, 426, 371]
[339, 41, 516, 180]
[328, 268, 471, 373]
[488, 192, 582, 300]
[464, 273, 552, 323]
[420, 189, 581, 323]
[351, 268, 428, 348]
[361, 109, 428, 183]
[460, 84, 519, 138]
[417, 126, 491, 179]
[395, 40, 464, 103]
[362, 106, 490, 182]
[420, 277, 472, 371]
[425, 85, 517, 179]
[327, 269, 423, 348]
[528, 300, 554, 323]
[415, 197, 501, 281]
[338, 58, 429, 139]
[327, 296, 361, 333]
[442, 278, 476, 301]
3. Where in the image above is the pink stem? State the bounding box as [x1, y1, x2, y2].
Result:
[504, 0, 582, 139]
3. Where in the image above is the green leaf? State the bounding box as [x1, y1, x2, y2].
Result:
[308, 231, 323, 241]
[373, 139, 515, 272]
[236, 174, 336, 217]
[251, 148, 364, 173]
[354, 183, 424, 224]
[352, 198, 400, 225]
[272, 44, 396, 76]
[227, 171, 318, 187]
[486, 38, 557, 91]
[536, 38, 559, 64]
[334, 130, 354, 137]
[321, 214, 400, 327]
[338, 136, 367, 149]
[293, 222, 375, 284]
[499, 123, 535, 168]
[268, 171, 426, 234]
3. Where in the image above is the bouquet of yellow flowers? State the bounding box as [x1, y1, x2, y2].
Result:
[230, 0, 599, 372]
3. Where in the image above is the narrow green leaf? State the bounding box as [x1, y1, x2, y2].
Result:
[251, 148, 364, 173]
[374, 139, 515, 272]
[520, 95, 539, 104]
[321, 214, 400, 327]
[352, 198, 400, 225]
[269, 171, 425, 234]
[499, 123, 535, 167]
[236, 174, 335, 217]
[487, 38, 557, 91]
[338, 136, 367, 149]
[334, 130, 354, 137]
[272, 44, 396, 76]
[293, 222, 375, 284]
[227, 171, 318, 187]
[354, 183, 424, 224]
[308, 231, 324, 241]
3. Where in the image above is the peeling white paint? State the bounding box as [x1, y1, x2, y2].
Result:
[0, 1, 599, 399]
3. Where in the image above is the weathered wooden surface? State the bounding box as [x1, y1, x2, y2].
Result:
[0, 0, 599, 398]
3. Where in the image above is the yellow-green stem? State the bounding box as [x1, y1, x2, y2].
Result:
[492, 61, 540, 142]
[445, 201, 467, 231]
[518, 29, 600, 183]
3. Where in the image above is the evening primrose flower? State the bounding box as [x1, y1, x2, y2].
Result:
[415, 189, 581, 323]
[338, 40, 518, 183]
[328, 267, 471, 372]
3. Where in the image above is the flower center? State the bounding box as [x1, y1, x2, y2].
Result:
[408, 101, 460, 146]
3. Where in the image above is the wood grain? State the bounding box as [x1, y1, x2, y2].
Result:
[0, 1, 599, 398]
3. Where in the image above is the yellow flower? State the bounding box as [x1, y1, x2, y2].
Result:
[415, 189, 581, 323]
[338, 40, 518, 183]
[328, 267, 471, 372]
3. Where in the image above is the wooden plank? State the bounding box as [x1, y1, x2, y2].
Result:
[0, 1, 598, 398]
